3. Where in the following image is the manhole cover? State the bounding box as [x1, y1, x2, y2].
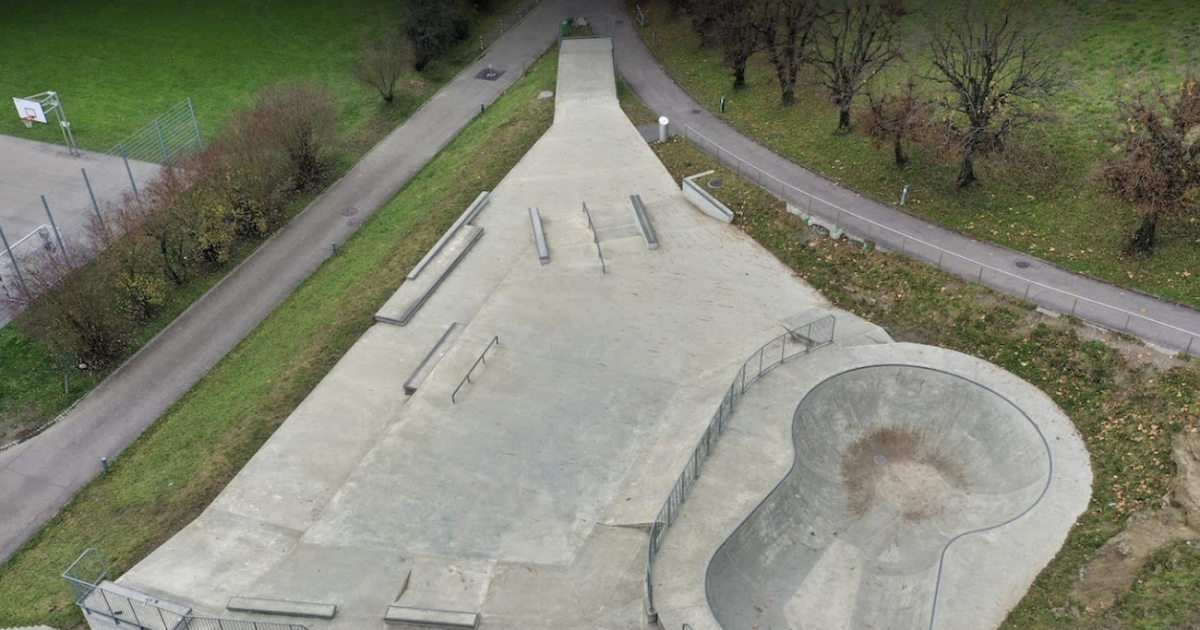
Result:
[340, 207, 359, 217]
[1014, 259, 1032, 269]
[347, 218, 363, 228]
[707, 179, 724, 189]
[874, 455, 887, 465]
[474, 67, 505, 81]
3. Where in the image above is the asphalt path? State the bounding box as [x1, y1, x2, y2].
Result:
[608, 7, 1200, 357]
[0, 0, 594, 565]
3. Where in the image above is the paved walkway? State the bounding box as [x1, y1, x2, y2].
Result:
[0, 0, 594, 565]
[608, 8, 1200, 357]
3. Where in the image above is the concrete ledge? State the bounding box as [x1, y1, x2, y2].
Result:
[682, 172, 733, 224]
[384, 605, 480, 630]
[227, 596, 337, 619]
[629, 195, 659, 249]
[404, 323, 462, 395]
[377, 226, 485, 326]
[529, 207, 550, 264]
[407, 191, 490, 280]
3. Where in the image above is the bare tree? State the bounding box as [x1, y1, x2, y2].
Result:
[354, 31, 413, 104]
[1101, 75, 1200, 256]
[688, 0, 761, 89]
[756, 0, 825, 106]
[862, 77, 928, 168]
[809, 0, 907, 132]
[926, 5, 1064, 187]
[404, 0, 469, 71]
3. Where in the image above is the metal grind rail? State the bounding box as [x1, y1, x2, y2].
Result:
[452, 336, 501, 404]
[582, 202, 607, 274]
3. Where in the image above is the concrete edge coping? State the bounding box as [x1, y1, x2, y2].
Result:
[529, 207, 550, 264]
[681, 172, 734, 224]
[378, 226, 485, 326]
[404, 322, 462, 395]
[227, 596, 337, 620]
[629, 194, 659, 250]
[384, 605, 480, 629]
[407, 191, 490, 280]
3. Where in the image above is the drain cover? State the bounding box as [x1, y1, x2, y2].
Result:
[1014, 260, 1031, 269]
[707, 179, 724, 189]
[340, 207, 359, 217]
[347, 218, 363, 228]
[691, 109, 702, 114]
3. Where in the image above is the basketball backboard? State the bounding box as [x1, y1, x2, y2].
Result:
[12, 97, 47, 124]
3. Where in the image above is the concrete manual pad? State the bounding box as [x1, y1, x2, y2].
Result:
[112, 37, 1090, 630]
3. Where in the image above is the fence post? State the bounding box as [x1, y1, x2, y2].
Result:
[120, 143, 140, 200]
[153, 119, 169, 163]
[0, 223, 29, 295]
[187, 97, 204, 151]
[42, 196, 69, 264]
[82, 168, 105, 232]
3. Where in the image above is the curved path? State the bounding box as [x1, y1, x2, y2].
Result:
[0, 0, 595, 565]
[606, 6, 1200, 357]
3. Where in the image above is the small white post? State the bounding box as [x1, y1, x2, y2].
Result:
[658, 116, 669, 143]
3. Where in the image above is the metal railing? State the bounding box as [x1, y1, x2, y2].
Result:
[681, 124, 1200, 357]
[452, 335, 501, 403]
[644, 315, 836, 622]
[581, 202, 607, 274]
[63, 549, 308, 630]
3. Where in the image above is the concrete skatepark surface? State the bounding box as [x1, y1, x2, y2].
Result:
[95, 39, 1091, 630]
[113, 38, 834, 629]
[652, 345, 1092, 630]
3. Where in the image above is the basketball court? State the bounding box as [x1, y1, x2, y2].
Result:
[1, 99, 160, 323]
[88, 38, 1092, 630]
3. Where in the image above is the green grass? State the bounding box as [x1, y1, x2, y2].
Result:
[646, 134, 1200, 630]
[627, 0, 1200, 310]
[0, 44, 559, 630]
[0, 0, 529, 446]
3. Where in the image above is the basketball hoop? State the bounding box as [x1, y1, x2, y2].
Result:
[22, 115, 34, 129]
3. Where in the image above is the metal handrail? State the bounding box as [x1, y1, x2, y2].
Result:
[681, 124, 1200, 357]
[644, 316, 836, 622]
[581, 202, 607, 274]
[451, 336, 501, 403]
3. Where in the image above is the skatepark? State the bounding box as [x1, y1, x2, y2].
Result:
[62, 38, 1091, 630]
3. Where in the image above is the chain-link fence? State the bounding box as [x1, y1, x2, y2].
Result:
[644, 315, 836, 623]
[681, 124, 1200, 358]
[107, 98, 203, 166]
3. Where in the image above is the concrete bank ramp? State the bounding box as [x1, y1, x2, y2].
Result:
[707, 365, 1050, 630]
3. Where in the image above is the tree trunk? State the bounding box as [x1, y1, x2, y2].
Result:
[956, 135, 978, 188]
[837, 108, 851, 132]
[733, 62, 747, 89]
[1126, 213, 1158, 256]
[893, 137, 907, 168]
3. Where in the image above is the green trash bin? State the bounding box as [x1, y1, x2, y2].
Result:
[561, 20, 570, 37]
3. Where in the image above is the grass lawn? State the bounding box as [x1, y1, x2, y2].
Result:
[0, 45, 559, 629]
[643, 132, 1200, 630]
[0, 0, 531, 445]
[625, 0, 1200, 310]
